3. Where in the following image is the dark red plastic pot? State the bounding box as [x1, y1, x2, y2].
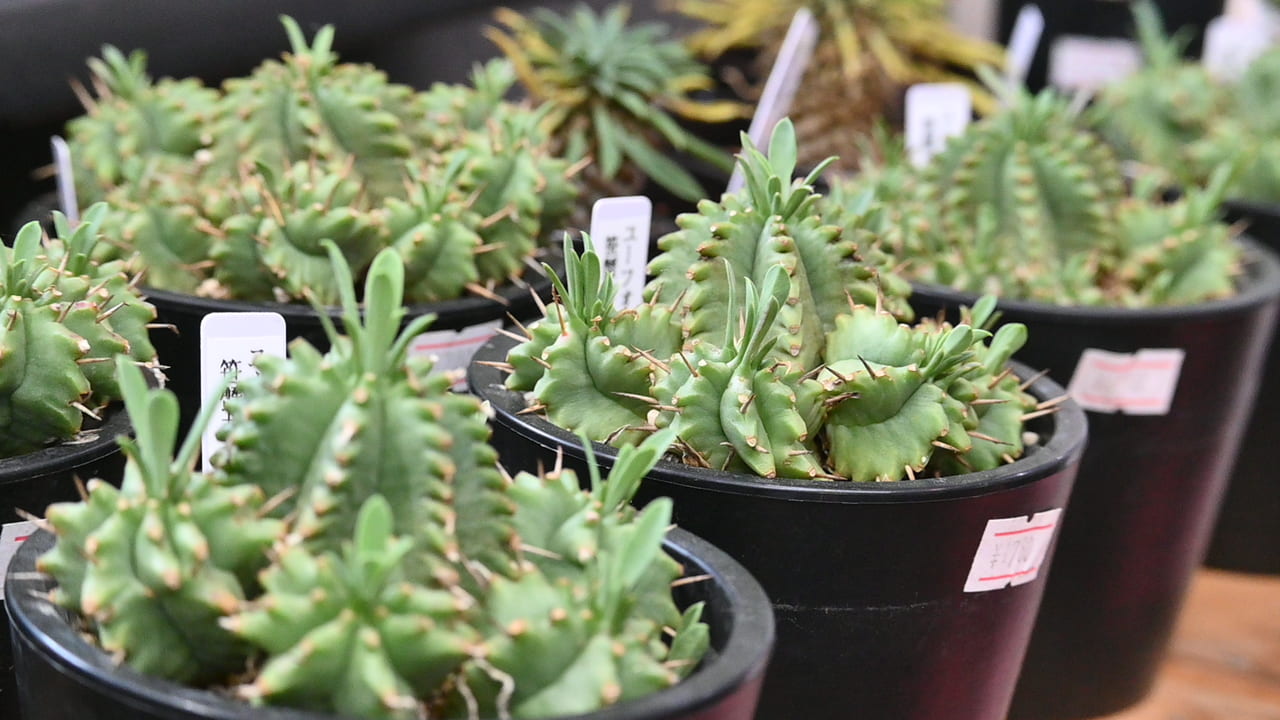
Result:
[470, 340, 1087, 720]
[0, 405, 130, 720]
[907, 238, 1280, 720]
[6, 526, 772, 720]
[1206, 201, 1280, 574]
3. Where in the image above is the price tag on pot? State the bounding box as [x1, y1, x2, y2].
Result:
[1048, 35, 1141, 92]
[1006, 4, 1045, 90]
[51, 135, 79, 222]
[1203, 15, 1274, 79]
[905, 83, 971, 167]
[200, 312, 287, 471]
[1067, 348, 1185, 415]
[964, 509, 1063, 593]
[590, 196, 652, 311]
[409, 319, 503, 391]
[0, 520, 37, 601]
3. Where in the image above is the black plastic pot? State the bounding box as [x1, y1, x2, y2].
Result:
[0, 406, 131, 720]
[6, 526, 773, 720]
[148, 252, 559, 432]
[470, 339, 1087, 720]
[907, 238, 1280, 720]
[1205, 200, 1280, 574]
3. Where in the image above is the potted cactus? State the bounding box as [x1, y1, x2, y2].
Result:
[468, 120, 1088, 720]
[3, 244, 774, 720]
[0, 202, 160, 718]
[56, 17, 580, 428]
[830, 77, 1280, 719]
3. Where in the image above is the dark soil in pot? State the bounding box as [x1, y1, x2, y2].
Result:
[1205, 200, 1280, 574]
[470, 340, 1088, 720]
[906, 238, 1280, 720]
[5, 526, 773, 720]
[0, 404, 131, 720]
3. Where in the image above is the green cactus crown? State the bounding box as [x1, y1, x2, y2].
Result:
[499, 119, 1046, 482]
[0, 203, 158, 458]
[487, 3, 749, 203]
[830, 69, 1241, 308]
[36, 246, 709, 719]
[66, 17, 580, 306]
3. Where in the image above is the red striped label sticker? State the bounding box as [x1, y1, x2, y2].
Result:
[964, 509, 1063, 593]
[0, 520, 37, 601]
[1067, 348, 1184, 415]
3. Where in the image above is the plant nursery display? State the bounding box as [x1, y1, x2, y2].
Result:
[5, 245, 773, 720]
[487, 3, 747, 207]
[675, 0, 1005, 171]
[838, 76, 1280, 720]
[470, 119, 1088, 720]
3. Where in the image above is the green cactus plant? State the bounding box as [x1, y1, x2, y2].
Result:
[36, 245, 709, 719]
[0, 203, 159, 458]
[66, 18, 580, 306]
[830, 74, 1243, 308]
[486, 3, 749, 205]
[499, 119, 1044, 482]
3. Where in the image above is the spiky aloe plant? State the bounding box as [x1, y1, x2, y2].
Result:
[37, 246, 709, 719]
[486, 3, 749, 205]
[500, 119, 1043, 482]
[831, 77, 1242, 307]
[0, 203, 159, 458]
[675, 0, 1005, 172]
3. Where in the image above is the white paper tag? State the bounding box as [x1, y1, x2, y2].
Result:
[965, 509, 1063, 592]
[51, 135, 79, 222]
[905, 83, 972, 168]
[1006, 4, 1046, 89]
[409, 319, 503, 391]
[728, 8, 819, 193]
[1048, 35, 1142, 92]
[0, 520, 37, 601]
[1203, 15, 1274, 79]
[1067, 348, 1185, 415]
[590, 196, 653, 310]
[200, 313, 287, 470]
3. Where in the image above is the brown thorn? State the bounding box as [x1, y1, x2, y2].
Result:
[466, 283, 510, 306]
[1017, 368, 1051, 392]
[969, 431, 1011, 445]
[516, 403, 547, 415]
[1020, 407, 1060, 422]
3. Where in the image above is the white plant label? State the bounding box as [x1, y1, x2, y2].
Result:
[1203, 15, 1274, 79]
[965, 509, 1063, 593]
[0, 520, 37, 601]
[51, 135, 79, 222]
[590, 196, 652, 310]
[1067, 348, 1185, 415]
[200, 312, 287, 470]
[1006, 4, 1045, 89]
[905, 83, 972, 167]
[728, 8, 819, 193]
[409, 320, 503, 391]
[1048, 35, 1142, 92]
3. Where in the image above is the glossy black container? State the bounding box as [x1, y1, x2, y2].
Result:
[470, 342, 1087, 720]
[908, 239, 1280, 719]
[0, 406, 130, 720]
[6, 527, 773, 720]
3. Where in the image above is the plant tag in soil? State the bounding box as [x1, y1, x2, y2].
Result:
[1048, 35, 1141, 92]
[51, 135, 79, 221]
[200, 312, 287, 471]
[1203, 15, 1274, 79]
[728, 7, 819, 193]
[1067, 348, 1185, 415]
[409, 320, 503, 391]
[590, 196, 652, 310]
[0, 520, 36, 601]
[1005, 4, 1045, 90]
[965, 509, 1063, 593]
[905, 83, 972, 167]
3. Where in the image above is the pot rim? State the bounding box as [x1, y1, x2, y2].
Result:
[4, 527, 774, 720]
[468, 336, 1089, 505]
[0, 403, 130, 488]
[909, 237, 1280, 326]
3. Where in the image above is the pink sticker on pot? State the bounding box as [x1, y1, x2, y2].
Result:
[0, 520, 37, 601]
[1067, 348, 1185, 415]
[410, 319, 503, 391]
[965, 509, 1063, 593]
